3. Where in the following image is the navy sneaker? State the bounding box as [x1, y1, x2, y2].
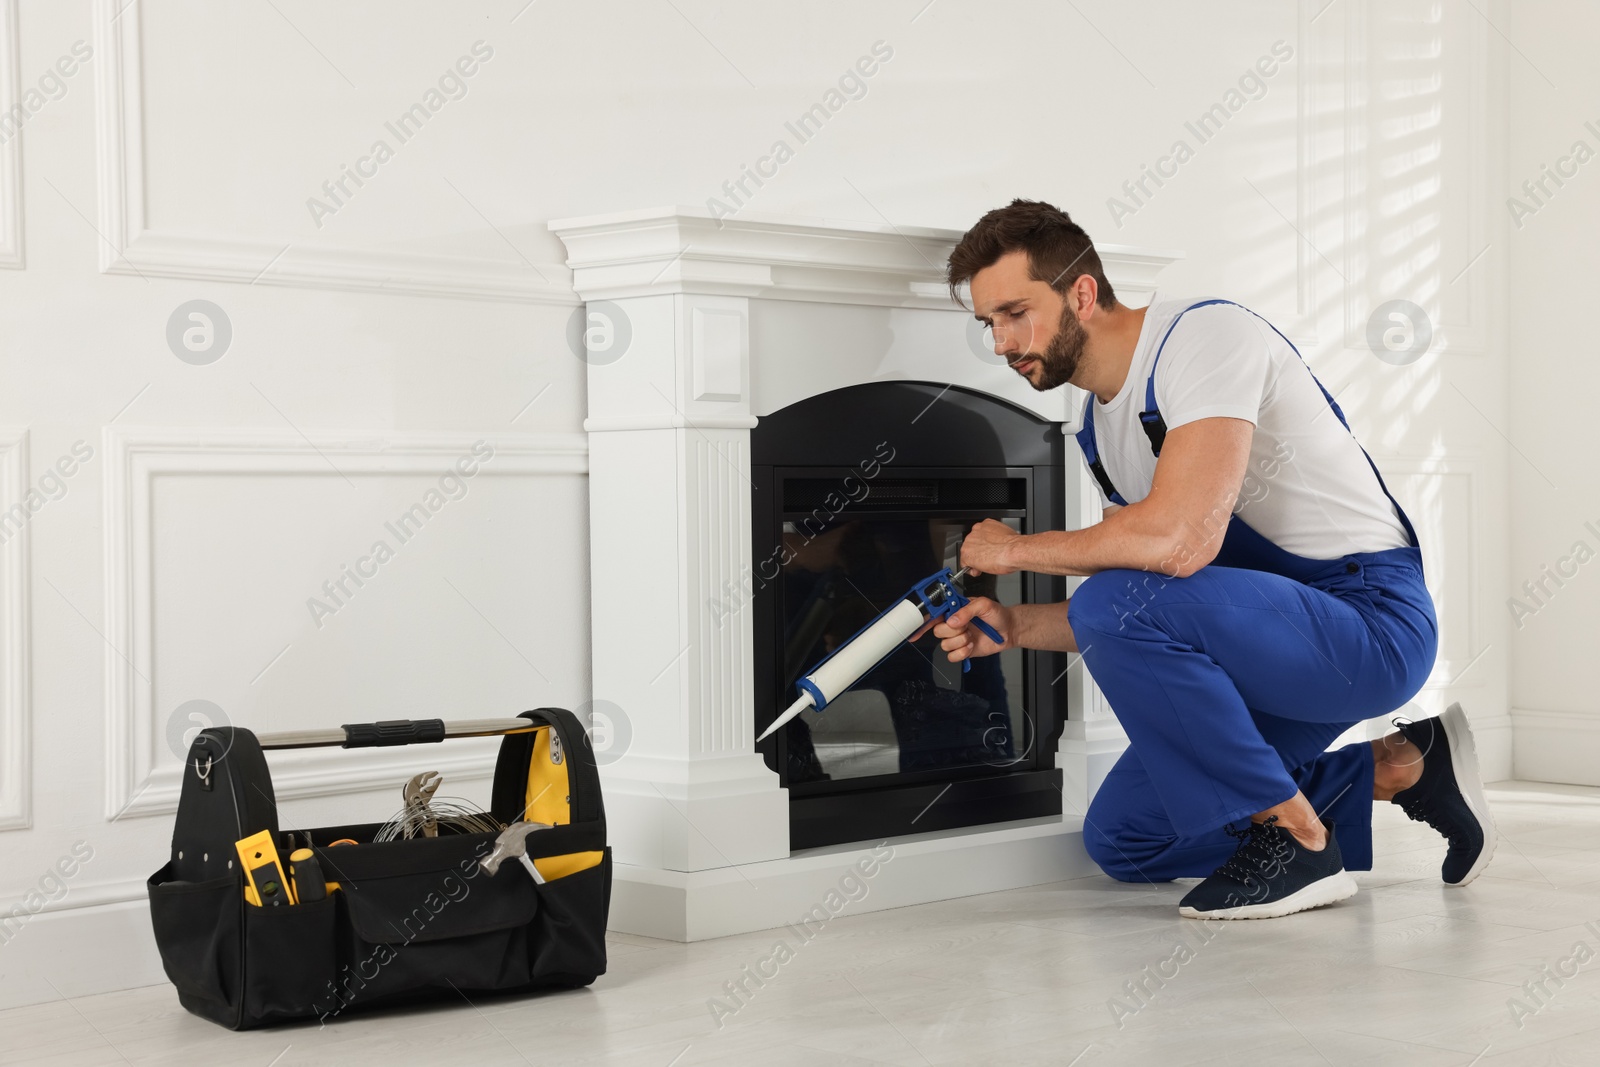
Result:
[1178, 816, 1357, 920]
[1391, 703, 1497, 885]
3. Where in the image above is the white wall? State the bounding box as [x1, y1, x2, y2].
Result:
[0, 0, 1516, 1006]
[1506, 1, 1600, 783]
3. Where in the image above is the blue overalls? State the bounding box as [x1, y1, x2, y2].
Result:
[1069, 300, 1438, 881]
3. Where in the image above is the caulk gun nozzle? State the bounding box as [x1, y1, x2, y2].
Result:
[756, 694, 814, 743]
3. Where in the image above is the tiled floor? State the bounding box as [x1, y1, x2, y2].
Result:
[9, 782, 1600, 1066]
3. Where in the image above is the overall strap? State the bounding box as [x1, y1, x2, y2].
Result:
[1074, 299, 1233, 504]
[1074, 397, 1128, 506]
[1140, 298, 1241, 456]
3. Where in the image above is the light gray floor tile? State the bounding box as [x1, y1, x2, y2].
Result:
[7, 782, 1600, 1065]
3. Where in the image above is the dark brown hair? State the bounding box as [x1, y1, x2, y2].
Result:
[946, 199, 1116, 310]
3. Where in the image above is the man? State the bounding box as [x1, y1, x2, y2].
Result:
[935, 199, 1495, 919]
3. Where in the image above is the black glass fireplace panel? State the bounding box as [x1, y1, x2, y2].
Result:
[777, 518, 1026, 784]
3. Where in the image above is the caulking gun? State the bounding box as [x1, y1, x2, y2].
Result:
[755, 566, 1005, 743]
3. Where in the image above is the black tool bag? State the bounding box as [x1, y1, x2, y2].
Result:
[147, 708, 610, 1029]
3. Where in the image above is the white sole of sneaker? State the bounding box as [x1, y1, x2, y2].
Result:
[1178, 869, 1358, 920]
[1439, 701, 1498, 886]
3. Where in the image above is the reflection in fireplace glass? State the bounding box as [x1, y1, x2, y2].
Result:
[778, 518, 1026, 783]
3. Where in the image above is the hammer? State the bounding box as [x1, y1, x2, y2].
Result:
[479, 821, 554, 884]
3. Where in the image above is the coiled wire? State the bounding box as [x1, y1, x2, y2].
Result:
[373, 796, 503, 843]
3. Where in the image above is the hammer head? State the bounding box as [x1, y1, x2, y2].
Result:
[479, 820, 553, 875]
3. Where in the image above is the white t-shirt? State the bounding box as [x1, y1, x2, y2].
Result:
[1085, 294, 1410, 559]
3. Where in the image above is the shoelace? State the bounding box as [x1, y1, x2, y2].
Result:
[1390, 720, 1470, 850]
[1396, 786, 1470, 850]
[1395, 793, 1465, 851]
[1214, 815, 1296, 885]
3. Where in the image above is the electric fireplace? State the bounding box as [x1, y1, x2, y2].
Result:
[551, 205, 1175, 940]
[752, 381, 1069, 849]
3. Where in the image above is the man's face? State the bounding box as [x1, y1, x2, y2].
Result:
[969, 250, 1087, 392]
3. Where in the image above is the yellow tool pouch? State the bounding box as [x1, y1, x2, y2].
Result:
[490, 708, 606, 882]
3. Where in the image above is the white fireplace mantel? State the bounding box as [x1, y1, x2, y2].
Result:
[550, 204, 1180, 309]
[550, 206, 1180, 941]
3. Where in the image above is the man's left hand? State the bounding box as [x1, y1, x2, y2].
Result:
[960, 519, 1022, 576]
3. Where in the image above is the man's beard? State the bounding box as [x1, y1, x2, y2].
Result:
[1016, 304, 1087, 392]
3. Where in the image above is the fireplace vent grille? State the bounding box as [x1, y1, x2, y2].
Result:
[782, 477, 1025, 513]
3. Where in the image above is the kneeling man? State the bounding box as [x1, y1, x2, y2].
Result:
[937, 199, 1495, 919]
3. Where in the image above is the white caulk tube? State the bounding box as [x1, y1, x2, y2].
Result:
[755, 598, 927, 743]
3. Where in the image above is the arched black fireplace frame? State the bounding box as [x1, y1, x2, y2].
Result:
[751, 381, 1070, 850]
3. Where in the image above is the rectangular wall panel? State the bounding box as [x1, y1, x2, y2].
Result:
[0, 428, 29, 829]
[102, 428, 589, 818]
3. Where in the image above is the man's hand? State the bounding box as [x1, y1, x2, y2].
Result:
[959, 519, 1021, 577]
[929, 596, 1010, 664]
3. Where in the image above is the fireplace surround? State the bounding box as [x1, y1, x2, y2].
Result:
[549, 207, 1178, 940]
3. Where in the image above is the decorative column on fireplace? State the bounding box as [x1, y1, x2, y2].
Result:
[550, 207, 1178, 940]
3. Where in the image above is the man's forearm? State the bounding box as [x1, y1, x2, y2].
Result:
[1003, 501, 1222, 579]
[964, 417, 1250, 580]
[1009, 602, 1079, 654]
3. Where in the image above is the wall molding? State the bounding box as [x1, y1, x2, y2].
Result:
[584, 414, 760, 433]
[1512, 707, 1600, 787]
[1468, 707, 1513, 783]
[89, 0, 573, 304]
[1375, 452, 1482, 689]
[0, 0, 21, 269]
[101, 426, 588, 819]
[0, 428, 29, 829]
[1336, 1, 1492, 357]
[1288, 0, 1321, 345]
[1513, 707, 1600, 734]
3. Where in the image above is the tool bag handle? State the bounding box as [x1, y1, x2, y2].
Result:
[255, 717, 538, 751]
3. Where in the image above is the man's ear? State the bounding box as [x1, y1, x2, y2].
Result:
[1069, 274, 1100, 319]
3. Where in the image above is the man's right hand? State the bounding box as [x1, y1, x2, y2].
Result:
[930, 596, 1010, 663]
